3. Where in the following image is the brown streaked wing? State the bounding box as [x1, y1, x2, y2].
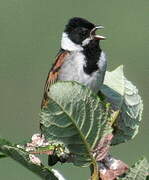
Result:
[41, 51, 69, 108]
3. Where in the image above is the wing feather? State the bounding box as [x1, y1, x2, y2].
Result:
[41, 50, 69, 108]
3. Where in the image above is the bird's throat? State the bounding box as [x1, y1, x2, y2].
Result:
[83, 40, 102, 74]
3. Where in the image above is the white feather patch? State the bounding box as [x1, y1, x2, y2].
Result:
[97, 51, 107, 71]
[82, 37, 92, 46]
[61, 32, 83, 51]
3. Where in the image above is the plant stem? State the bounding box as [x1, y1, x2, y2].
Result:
[0, 138, 59, 180]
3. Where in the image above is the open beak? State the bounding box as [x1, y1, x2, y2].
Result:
[90, 26, 106, 40]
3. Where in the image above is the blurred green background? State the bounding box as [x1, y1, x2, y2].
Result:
[0, 0, 148, 179]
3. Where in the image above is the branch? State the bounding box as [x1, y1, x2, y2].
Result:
[0, 137, 59, 180]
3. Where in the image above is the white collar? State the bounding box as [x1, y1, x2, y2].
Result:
[61, 32, 83, 51]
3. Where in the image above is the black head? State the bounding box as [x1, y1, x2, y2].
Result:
[64, 17, 105, 45]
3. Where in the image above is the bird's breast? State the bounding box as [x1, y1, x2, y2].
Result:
[58, 51, 103, 93]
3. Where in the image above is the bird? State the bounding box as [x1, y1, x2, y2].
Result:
[40, 17, 143, 169]
[41, 17, 107, 108]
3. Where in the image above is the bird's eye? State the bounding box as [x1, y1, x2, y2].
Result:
[81, 28, 88, 35]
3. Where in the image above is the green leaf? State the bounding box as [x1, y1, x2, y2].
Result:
[101, 65, 143, 145]
[120, 157, 149, 180]
[0, 137, 59, 180]
[40, 81, 110, 167]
